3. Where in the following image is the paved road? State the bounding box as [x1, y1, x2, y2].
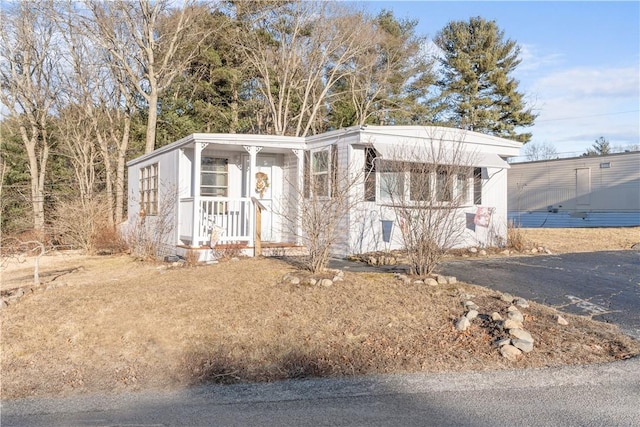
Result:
[3, 356, 640, 426]
[437, 250, 640, 339]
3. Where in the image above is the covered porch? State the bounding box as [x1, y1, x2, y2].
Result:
[174, 134, 306, 253]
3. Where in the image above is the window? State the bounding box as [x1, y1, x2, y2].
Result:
[312, 149, 329, 196]
[140, 163, 158, 215]
[307, 145, 337, 197]
[201, 157, 228, 197]
[436, 168, 453, 202]
[410, 169, 431, 201]
[473, 167, 482, 205]
[379, 171, 405, 202]
[364, 148, 377, 202]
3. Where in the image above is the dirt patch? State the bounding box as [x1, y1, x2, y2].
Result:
[2, 244, 639, 399]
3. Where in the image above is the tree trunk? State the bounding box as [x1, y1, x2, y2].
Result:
[115, 117, 130, 224]
[145, 88, 158, 154]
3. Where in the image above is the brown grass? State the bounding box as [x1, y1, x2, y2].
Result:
[2, 238, 639, 399]
[518, 226, 640, 253]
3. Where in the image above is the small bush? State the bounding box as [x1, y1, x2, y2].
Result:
[507, 222, 529, 252]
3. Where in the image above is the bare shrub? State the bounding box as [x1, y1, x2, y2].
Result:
[277, 148, 363, 273]
[381, 136, 476, 276]
[52, 196, 112, 254]
[213, 242, 245, 261]
[507, 221, 529, 252]
[124, 188, 176, 260]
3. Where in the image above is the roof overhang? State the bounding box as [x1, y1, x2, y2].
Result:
[370, 141, 511, 169]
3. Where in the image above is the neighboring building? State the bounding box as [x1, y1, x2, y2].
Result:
[125, 126, 521, 260]
[508, 151, 640, 227]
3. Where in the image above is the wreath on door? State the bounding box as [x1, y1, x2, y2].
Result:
[255, 172, 269, 198]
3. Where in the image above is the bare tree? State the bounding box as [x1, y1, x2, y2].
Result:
[522, 141, 558, 161]
[379, 136, 476, 275]
[277, 148, 363, 273]
[86, 0, 209, 153]
[60, 3, 137, 225]
[234, 1, 378, 136]
[0, 0, 60, 234]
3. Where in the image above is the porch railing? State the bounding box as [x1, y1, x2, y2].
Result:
[179, 197, 252, 246]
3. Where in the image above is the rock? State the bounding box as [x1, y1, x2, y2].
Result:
[0, 300, 7, 310]
[557, 315, 569, 326]
[320, 278, 333, 287]
[503, 319, 523, 330]
[467, 303, 480, 311]
[507, 305, 518, 312]
[436, 275, 447, 285]
[466, 310, 479, 320]
[396, 274, 408, 282]
[230, 257, 240, 262]
[509, 328, 534, 343]
[500, 344, 522, 361]
[308, 278, 317, 286]
[631, 243, 640, 250]
[501, 249, 510, 256]
[496, 338, 511, 347]
[459, 293, 475, 300]
[424, 278, 438, 287]
[491, 312, 503, 321]
[469, 247, 478, 254]
[289, 276, 300, 285]
[367, 257, 377, 265]
[456, 317, 471, 331]
[413, 280, 424, 285]
[333, 276, 344, 282]
[531, 248, 538, 254]
[335, 270, 345, 278]
[508, 310, 524, 323]
[479, 249, 487, 256]
[515, 298, 529, 308]
[446, 276, 457, 284]
[500, 293, 514, 303]
[13, 288, 25, 298]
[463, 300, 476, 307]
[544, 248, 553, 255]
[512, 338, 534, 353]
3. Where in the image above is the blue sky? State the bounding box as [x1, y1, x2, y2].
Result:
[363, 1, 640, 155]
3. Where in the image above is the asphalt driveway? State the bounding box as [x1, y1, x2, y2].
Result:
[436, 250, 640, 339]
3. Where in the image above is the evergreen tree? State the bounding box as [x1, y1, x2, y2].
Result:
[328, 10, 437, 129]
[434, 17, 536, 142]
[583, 136, 611, 156]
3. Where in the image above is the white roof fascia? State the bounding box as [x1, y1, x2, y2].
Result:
[358, 126, 522, 157]
[127, 133, 306, 167]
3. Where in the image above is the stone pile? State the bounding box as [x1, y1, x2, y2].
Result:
[281, 269, 345, 287]
[393, 273, 456, 286]
[455, 292, 539, 361]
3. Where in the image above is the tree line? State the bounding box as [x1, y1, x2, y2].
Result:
[0, 0, 535, 248]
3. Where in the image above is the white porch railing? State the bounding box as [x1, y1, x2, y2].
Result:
[179, 197, 252, 246]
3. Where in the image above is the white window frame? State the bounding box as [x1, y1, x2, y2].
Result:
[310, 147, 331, 198]
[375, 161, 473, 206]
[140, 163, 158, 216]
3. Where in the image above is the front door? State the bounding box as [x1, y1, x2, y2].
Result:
[243, 155, 276, 242]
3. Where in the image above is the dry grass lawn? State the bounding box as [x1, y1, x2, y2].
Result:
[1, 228, 639, 400]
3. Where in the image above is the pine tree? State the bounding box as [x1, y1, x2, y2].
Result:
[434, 17, 536, 142]
[583, 136, 611, 156]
